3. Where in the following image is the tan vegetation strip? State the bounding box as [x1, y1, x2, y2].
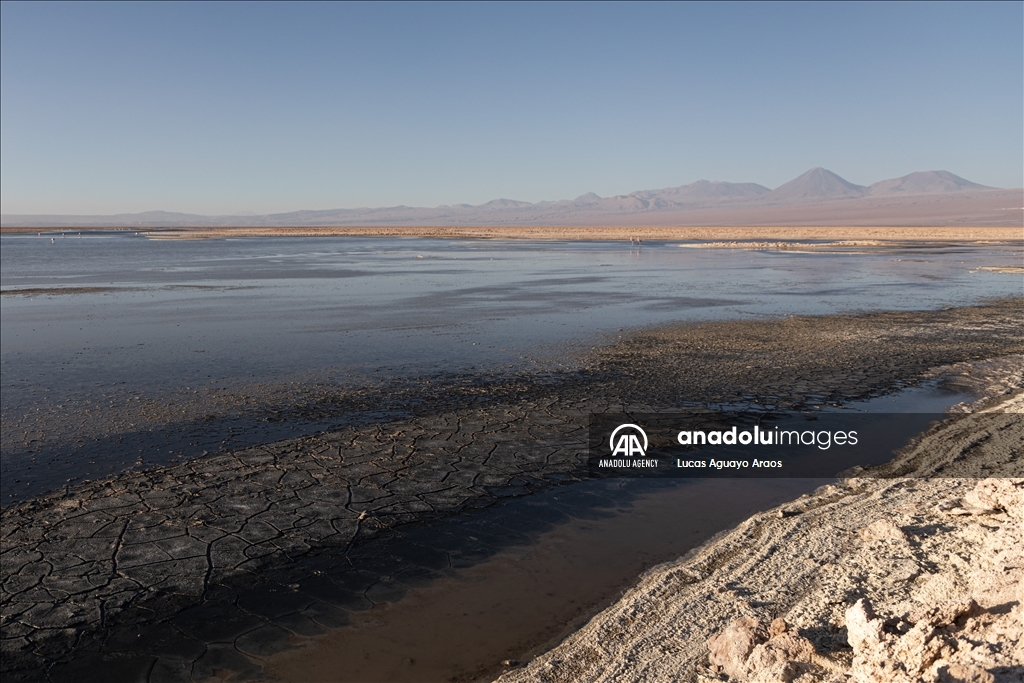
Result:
[2, 225, 1021, 242]
[979, 265, 1024, 274]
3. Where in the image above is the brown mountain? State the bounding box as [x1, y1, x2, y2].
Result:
[2, 169, 1018, 228]
[766, 167, 867, 202]
[868, 170, 991, 195]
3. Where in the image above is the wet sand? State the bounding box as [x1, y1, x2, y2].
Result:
[1, 299, 1023, 682]
[0, 286, 126, 296]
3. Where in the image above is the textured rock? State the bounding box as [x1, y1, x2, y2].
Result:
[858, 519, 908, 544]
[844, 596, 1016, 683]
[708, 616, 818, 682]
[708, 616, 769, 678]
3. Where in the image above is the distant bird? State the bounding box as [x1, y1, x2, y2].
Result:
[51, 238, 55, 244]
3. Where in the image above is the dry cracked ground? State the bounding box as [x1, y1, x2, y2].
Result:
[2, 298, 1022, 682]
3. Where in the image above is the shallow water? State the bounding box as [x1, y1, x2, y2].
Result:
[3, 235, 1018, 388]
[260, 384, 976, 683]
[1, 234, 1020, 502]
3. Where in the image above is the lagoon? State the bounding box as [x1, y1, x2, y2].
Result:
[1, 233, 1019, 502]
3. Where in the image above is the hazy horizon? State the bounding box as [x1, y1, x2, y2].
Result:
[0, 167, 1011, 221]
[2, 2, 1022, 215]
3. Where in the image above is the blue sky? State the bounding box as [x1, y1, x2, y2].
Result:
[1, 1, 1021, 215]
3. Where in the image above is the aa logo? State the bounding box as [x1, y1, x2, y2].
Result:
[609, 424, 648, 457]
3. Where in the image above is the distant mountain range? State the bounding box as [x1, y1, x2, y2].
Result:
[3, 169, 1020, 228]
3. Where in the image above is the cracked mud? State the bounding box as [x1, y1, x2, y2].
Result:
[2, 298, 1022, 682]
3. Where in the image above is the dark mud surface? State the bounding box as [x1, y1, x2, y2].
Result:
[1, 298, 1022, 682]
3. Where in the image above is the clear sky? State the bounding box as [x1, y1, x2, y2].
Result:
[1, 1, 1021, 215]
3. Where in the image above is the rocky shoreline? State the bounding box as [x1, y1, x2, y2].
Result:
[497, 389, 1023, 683]
[1, 298, 1022, 682]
